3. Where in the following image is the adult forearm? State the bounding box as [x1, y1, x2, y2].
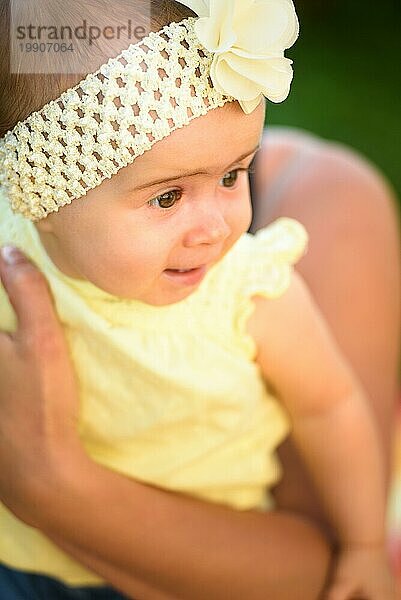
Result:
[50, 537, 175, 600]
[28, 455, 329, 600]
[32, 458, 275, 599]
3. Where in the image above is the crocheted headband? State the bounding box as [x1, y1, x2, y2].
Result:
[0, 0, 299, 221]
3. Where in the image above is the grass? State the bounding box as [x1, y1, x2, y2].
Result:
[265, 1, 401, 204]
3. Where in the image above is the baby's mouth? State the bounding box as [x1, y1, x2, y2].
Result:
[165, 267, 198, 273]
[163, 265, 207, 286]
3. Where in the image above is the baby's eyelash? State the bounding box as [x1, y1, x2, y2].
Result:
[222, 165, 257, 178]
[244, 166, 256, 175]
[236, 165, 257, 177]
[147, 189, 183, 210]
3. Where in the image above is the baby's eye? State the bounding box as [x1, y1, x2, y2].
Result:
[220, 169, 240, 188]
[220, 167, 255, 188]
[148, 190, 183, 210]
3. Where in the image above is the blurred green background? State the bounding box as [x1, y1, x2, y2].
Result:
[265, 0, 401, 204]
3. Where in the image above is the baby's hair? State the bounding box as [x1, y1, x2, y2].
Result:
[0, 0, 196, 137]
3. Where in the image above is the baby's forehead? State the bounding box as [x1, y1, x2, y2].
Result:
[112, 101, 263, 184]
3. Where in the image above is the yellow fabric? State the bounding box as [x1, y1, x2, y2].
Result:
[0, 189, 308, 585]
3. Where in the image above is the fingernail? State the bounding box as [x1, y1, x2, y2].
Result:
[0, 246, 27, 266]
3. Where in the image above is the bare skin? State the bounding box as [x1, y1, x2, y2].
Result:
[0, 128, 399, 599]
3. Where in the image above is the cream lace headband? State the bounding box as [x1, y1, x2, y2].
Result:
[0, 0, 299, 221]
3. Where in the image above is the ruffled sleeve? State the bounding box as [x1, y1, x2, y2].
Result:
[243, 217, 308, 298]
[233, 217, 308, 357]
[0, 190, 24, 333]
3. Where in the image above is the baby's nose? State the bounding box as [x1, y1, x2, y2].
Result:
[183, 207, 231, 247]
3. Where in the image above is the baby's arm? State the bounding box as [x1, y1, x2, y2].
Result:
[247, 272, 397, 599]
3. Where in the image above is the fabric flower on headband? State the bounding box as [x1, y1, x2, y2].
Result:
[181, 0, 299, 113]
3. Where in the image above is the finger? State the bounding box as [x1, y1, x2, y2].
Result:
[0, 246, 62, 339]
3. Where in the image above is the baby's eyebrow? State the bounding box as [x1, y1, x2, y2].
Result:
[132, 144, 261, 191]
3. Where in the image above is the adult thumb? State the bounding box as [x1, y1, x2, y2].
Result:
[0, 245, 61, 339]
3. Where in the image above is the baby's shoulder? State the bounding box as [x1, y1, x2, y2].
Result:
[235, 217, 308, 298]
[205, 218, 309, 358]
[246, 268, 314, 353]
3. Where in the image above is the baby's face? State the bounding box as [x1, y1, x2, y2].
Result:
[35, 100, 265, 305]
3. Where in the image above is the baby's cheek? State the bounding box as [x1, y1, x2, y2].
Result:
[232, 193, 253, 236]
[221, 209, 252, 261]
[89, 242, 156, 296]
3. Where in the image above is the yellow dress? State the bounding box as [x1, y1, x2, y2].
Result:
[0, 190, 308, 585]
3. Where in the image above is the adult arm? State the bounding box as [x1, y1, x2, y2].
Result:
[0, 248, 330, 600]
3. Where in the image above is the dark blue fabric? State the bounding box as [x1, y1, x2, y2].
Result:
[0, 563, 128, 599]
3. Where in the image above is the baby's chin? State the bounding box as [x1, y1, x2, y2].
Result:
[84, 252, 223, 305]
[39, 251, 207, 306]
[82, 276, 202, 307]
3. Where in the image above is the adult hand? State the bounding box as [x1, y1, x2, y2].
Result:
[0, 246, 82, 525]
